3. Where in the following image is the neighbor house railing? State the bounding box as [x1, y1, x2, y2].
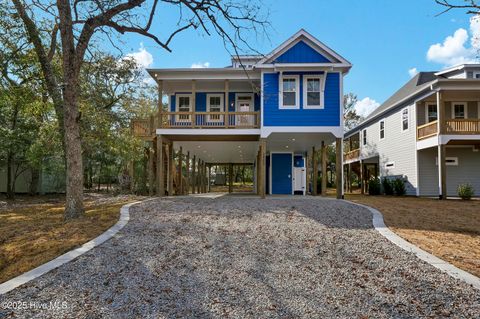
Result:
[417, 120, 438, 140]
[445, 119, 480, 134]
[344, 149, 360, 162]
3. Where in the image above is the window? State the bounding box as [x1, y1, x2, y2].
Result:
[385, 161, 395, 169]
[303, 75, 324, 109]
[362, 129, 367, 146]
[402, 108, 409, 131]
[474, 72, 480, 79]
[452, 102, 467, 119]
[280, 75, 299, 109]
[207, 94, 224, 121]
[380, 120, 385, 139]
[176, 94, 192, 122]
[426, 103, 437, 123]
[435, 157, 458, 166]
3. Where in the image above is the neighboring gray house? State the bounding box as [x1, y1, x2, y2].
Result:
[344, 64, 480, 197]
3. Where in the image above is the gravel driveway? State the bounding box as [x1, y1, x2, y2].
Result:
[1, 196, 479, 318]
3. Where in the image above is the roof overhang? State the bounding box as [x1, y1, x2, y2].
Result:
[431, 78, 480, 91]
[257, 63, 352, 74]
[434, 64, 480, 77]
[147, 68, 261, 81]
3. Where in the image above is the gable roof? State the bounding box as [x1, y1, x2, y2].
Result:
[258, 29, 351, 66]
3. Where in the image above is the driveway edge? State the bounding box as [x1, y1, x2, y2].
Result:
[0, 200, 144, 295]
[349, 201, 480, 290]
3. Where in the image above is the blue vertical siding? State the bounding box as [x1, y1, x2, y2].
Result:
[271, 153, 293, 194]
[263, 72, 340, 126]
[274, 40, 330, 63]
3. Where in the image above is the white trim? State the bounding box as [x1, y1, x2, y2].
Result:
[235, 93, 254, 112]
[279, 74, 300, 109]
[261, 71, 264, 128]
[425, 102, 438, 123]
[261, 126, 343, 138]
[339, 72, 344, 133]
[350, 201, 480, 290]
[0, 201, 145, 295]
[156, 128, 260, 135]
[379, 119, 386, 140]
[302, 74, 324, 109]
[206, 93, 224, 122]
[269, 152, 294, 195]
[451, 101, 468, 119]
[401, 107, 409, 132]
[175, 93, 193, 122]
[416, 135, 439, 150]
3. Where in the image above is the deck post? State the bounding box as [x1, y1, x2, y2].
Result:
[157, 80, 163, 128]
[360, 160, 364, 194]
[192, 80, 196, 127]
[336, 138, 343, 199]
[321, 141, 327, 196]
[148, 143, 155, 196]
[177, 147, 183, 195]
[225, 80, 229, 127]
[197, 158, 201, 193]
[438, 144, 447, 199]
[185, 152, 190, 194]
[207, 164, 211, 192]
[259, 138, 266, 198]
[305, 150, 310, 195]
[191, 155, 196, 194]
[156, 136, 164, 196]
[228, 163, 233, 193]
[167, 143, 174, 196]
[312, 147, 318, 195]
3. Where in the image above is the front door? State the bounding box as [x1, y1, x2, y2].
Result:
[271, 153, 292, 194]
[236, 95, 254, 126]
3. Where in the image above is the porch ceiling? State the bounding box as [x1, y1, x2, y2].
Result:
[173, 141, 258, 164]
[266, 132, 337, 153]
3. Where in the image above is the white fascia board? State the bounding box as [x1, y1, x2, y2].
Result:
[148, 69, 261, 81]
[261, 126, 343, 138]
[156, 129, 260, 136]
[440, 134, 480, 144]
[416, 136, 438, 150]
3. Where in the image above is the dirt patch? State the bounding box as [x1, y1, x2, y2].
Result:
[346, 194, 480, 277]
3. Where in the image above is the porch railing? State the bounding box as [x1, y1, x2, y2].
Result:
[158, 111, 260, 129]
[132, 119, 153, 138]
[344, 149, 360, 162]
[445, 119, 480, 134]
[417, 120, 438, 140]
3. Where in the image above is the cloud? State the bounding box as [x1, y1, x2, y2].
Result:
[191, 62, 210, 68]
[427, 17, 479, 67]
[408, 67, 418, 78]
[125, 43, 153, 68]
[354, 97, 380, 117]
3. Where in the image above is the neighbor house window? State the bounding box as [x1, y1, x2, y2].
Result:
[176, 94, 192, 122]
[474, 72, 480, 79]
[362, 129, 367, 145]
[426, 103, 437, 123]
[207, 94, 224, 121]
[402, 108, 409, 131]
[280, 75, 299, 109]
[452, 102, 467, 119]
[436, 157, 459, 166]
[303, 75, 324, 109]
[380, 120, 385, 139]
[385, 161, 395, 169]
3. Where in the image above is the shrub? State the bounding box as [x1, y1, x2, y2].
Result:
[393, 178, 406, 196]
[382, 178, 394, 195]
[458, 183, 474, 200]
[368, 178, 381, 195]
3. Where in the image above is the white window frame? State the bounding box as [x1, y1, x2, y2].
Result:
[175, 94, 192, 122]
[401, 107, 409, 132]
[206, 94, 224, 122]
[435, 157, 459, 166]
[379, 120, 385, 140]
[362, 129, 367, 146]
[385, 161, 395, 169]
[473, 71, 480, 79]
[425, 102, 438, 123]
[452, 102, 468, 119]
[279, 74, 300, 109]
[302, 74, 325, 109]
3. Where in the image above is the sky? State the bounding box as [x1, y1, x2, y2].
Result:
[117, 0, 480, 117]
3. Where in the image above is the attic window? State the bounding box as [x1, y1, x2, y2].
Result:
[279, 75, 299, 109]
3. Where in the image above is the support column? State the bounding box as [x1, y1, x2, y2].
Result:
[208, 164, 211, 192]
[225, 80, 230, 127]
[168, 143, 174, 195]
[228, 163, 233, 193]
[148, 144, 155, 196]
[197, 158, 201, 193]
[336, 138, 343, 199]
[360, 160, 364, 194]
[185, 152, 190, 195]
[259, 138, 266, 198]
[321, 141, 327, 196]
[348, 163, 353, 193]
[438, 144, 447, 199]
[177, 147, 183, 195]
[305, 150, 310, 195]
[156, 136, 164, 196]
[191, 155, 196, 194]
[312, 147, 318, 195]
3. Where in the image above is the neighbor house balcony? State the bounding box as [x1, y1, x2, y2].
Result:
[417, 119, 480, 140]
[343, 132, 360, 162]
[344, 148, 360, 162]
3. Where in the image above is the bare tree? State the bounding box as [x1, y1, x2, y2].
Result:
[9, 0, 269, 219]
[435, 1, 480, 15]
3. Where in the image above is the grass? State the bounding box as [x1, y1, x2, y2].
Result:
[0, 197, 137, 284]
[345, 194, 480, 278]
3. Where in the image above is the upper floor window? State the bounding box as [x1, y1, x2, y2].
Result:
[426, 103, 437, 123]
[474, 71, 480, 79]
[402, 108, 409, 131]
[380, 120, 385, 139]
[279, 75, 299, 109]
[207, 94, 224, 121]
[362, 129, 367, 145]
[303, 75, 324, 109]
[452, 102, 467, 119]
[176, 94, 192, 122]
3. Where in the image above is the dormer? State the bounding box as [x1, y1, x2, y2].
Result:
[230, 55, 262, 68]
[434, 64, 480, 79]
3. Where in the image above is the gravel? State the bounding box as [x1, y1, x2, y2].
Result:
[1, 196, 479, 318]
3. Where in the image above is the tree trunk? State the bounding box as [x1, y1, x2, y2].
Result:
[6, 152, 14, 200]
[30, 168, 40, 195]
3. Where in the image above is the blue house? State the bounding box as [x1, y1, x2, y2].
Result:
[138, 29, 352, 197]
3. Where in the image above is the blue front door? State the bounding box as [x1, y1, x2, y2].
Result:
[271, 153, 292, 194]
